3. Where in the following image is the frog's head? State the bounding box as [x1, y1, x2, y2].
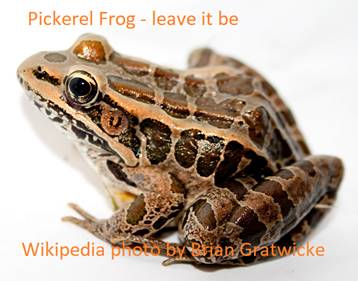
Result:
[17, 34, 141, 166]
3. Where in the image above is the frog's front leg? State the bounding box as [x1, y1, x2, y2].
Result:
[62, 167, 185, 244]
[172, 155, 343, 265]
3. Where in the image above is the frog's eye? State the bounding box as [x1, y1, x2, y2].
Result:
[65, 71, 99, 107]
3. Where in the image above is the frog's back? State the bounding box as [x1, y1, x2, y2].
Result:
[99, 46, 309, 176]
[69, 35, 308, 162]
[18, 33, 310, 190]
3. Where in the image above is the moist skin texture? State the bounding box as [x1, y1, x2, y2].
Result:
[17, 34, 344, 265]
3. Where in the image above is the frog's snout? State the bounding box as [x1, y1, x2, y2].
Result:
[17, 57, 32, 90]
[17, 52, 44, 92]
[17, 51, 67, 99]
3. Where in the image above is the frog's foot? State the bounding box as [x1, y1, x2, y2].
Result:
[62, 203, 109, 241]
[63, 203, 181, 250]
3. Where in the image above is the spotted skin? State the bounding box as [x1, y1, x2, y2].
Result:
[179, 155, 343, 264]
[17, 34, 344, 265]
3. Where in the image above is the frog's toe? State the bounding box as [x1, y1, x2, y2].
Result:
[62, 203, 103, 237]
[67, 202, 97, 222]
[62, 215, 98, 232]
[162, 255, 198, 266]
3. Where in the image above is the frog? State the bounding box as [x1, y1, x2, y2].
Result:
[17, 34, 344, 265]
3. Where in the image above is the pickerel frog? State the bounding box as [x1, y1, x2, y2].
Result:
[18, 34, 343, 265]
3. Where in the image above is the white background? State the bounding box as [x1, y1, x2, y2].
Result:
[0, 0, 357, 280]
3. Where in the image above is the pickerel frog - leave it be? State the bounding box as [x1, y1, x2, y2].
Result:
[17, 34, 344, 265]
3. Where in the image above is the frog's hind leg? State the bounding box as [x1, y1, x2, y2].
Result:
[236, 156, 343, 265]
[231, 190, 338, 266]
[278, 162, 342, 246]
[281, 191, 337, 245]
[162, 196, 334, 267]
[173, 155, 343, 265]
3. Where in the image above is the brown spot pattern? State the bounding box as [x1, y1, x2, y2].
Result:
[174, 129, 204, 168]
[189, 48, 213, 67]
[193, 200, 217, 231]
[276, 169, 294, 180]
[106, 160, 136, 187]
[243, 106, 270, 148]
[254, 180, 294, 217]
[110, 53, 150, 76]
[229, 206, 267, 245]
[197, 136, 225, 177]
[216, 74, 254, 95]
[243, 191, 282, 225]
[140, 119, 172, 164]
[293, 160, 316, 177]
[161, 92, 190, 118]
[183, 75, 206, 97]
[215, 141, 244, 184]
[216, 178, 248, 201]
[261, 80, 276, 97]
[235, 149, 272, 181]
[153, 216, 169, 230]
[126, 194, 146, 225]
[267, 128, 292, 161]
[154, 68, 178, 90]
[132, 229, 150, 236]
[194, 97, 244, 129]
[32, 67, 60, 86]
[71, 125, 86, 139]
[108, 75, 155, 104]
[118, 128, 141, 158]
[285, 176, 311, 204]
